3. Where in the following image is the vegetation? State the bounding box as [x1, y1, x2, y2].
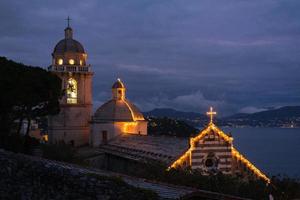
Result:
[147, 117, 199, 137]
[0, 133, 40, 154]
[0, 57, 62, 137]
[0, 57, 62, 153]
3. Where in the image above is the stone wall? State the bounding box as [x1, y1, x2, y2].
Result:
[0, 149, 157, 200]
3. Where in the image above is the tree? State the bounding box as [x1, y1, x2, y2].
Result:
[0, 57, 62, 138]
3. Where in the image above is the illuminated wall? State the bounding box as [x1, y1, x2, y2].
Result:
[91, 121, 147, 147]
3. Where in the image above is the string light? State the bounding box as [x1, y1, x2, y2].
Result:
[168, 108, 270, 183]
[168, 149, 191, 169]
[232, 147, 270, 183]
[123, 100, 145, 121]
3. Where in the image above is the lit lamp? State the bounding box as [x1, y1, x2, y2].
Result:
[69, 59, 75, 65]
[58, 58, 63, 65]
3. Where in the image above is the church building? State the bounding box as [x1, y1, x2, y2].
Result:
[169, 107, 270, 183]
[91, 79, 147, 147]
[46, 20, 270, 185]
[48, 20, 93, 146]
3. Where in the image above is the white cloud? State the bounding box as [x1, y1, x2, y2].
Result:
[239, 106, 268, 114]
[138, 91, 225, 113]
[172, 91, 224, 111]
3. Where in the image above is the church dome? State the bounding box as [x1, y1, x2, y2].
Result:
[93, 99, 145, 122]
[53, 27, 85, 54]
[54, 38, 85, 54]
[93, 79, 145, 122]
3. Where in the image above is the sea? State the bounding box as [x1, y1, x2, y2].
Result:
[221, 127, 300, 178]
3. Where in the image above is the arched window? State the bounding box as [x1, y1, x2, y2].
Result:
[66, 78, 77, 104]
[57, 58, 63, 65]
[69, 59, 75, 65]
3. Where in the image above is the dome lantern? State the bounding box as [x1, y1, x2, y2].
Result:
[112, 78, 126, 100]
[64, 27, 73, 39]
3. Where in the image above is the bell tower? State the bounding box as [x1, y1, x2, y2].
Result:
[48, 19, 93, 146]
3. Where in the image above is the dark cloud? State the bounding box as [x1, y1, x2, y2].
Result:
[1, 0, 300, 116]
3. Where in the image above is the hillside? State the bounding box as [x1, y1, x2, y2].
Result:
[227, 106, 300, 120]
[144, 108, 206, 120]
[147, 117, 199, 137]
[144, 108, 208, 127]
[224, 106, 300, 127]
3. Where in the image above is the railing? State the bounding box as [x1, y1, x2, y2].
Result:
[48, 65, 91, 73]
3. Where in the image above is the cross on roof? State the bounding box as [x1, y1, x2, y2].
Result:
[66, 16, 71, 27]
[206, 106, 217, 123]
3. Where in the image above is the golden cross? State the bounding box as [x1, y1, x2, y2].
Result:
[206, 106, 217, 123]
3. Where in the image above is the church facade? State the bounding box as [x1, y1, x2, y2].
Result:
[48, 24, 93, 146]
[169, 107, 270, 183]
[91, 79, 147, 147]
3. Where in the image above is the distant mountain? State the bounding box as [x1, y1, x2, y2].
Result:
[226, 106, 300, 120]
[223, 106, 300, 127]
[144, 108, 206, 120]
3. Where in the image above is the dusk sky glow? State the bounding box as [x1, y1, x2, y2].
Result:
[1, 0, 300, 115]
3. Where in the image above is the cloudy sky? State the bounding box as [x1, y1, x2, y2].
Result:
[1, 0, 300, 115]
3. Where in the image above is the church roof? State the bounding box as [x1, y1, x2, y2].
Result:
[231, 147, 270, 183]
[53, 38, 85, 54]
[190, 122, 233, 145]
[99, 134, 189, 164]
[53, 26, 85, 54]
[93, 99, 145, 122]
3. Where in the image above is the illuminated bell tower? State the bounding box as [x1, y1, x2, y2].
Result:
[48, 19, 93, 146]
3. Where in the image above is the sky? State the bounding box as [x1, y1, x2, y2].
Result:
[1, 0, 300, 116]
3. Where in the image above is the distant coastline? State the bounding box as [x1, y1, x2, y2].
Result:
[144, 106, 300, 128]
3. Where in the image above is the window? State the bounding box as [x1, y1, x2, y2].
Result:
[66, 78, 77, 104]
[80, 60, 83, 65]
[102, 131, 108, 144]
[69, 59, 75, 65]
[204, 153, 219, 174]
[205, 158, 214, 167]
[58, 58, 63, 65]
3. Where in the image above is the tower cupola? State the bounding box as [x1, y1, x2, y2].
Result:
[51, 17, 87, 66]
[112, 78, 126, 100]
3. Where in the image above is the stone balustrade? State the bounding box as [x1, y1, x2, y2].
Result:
[48, 65, 92, 73]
